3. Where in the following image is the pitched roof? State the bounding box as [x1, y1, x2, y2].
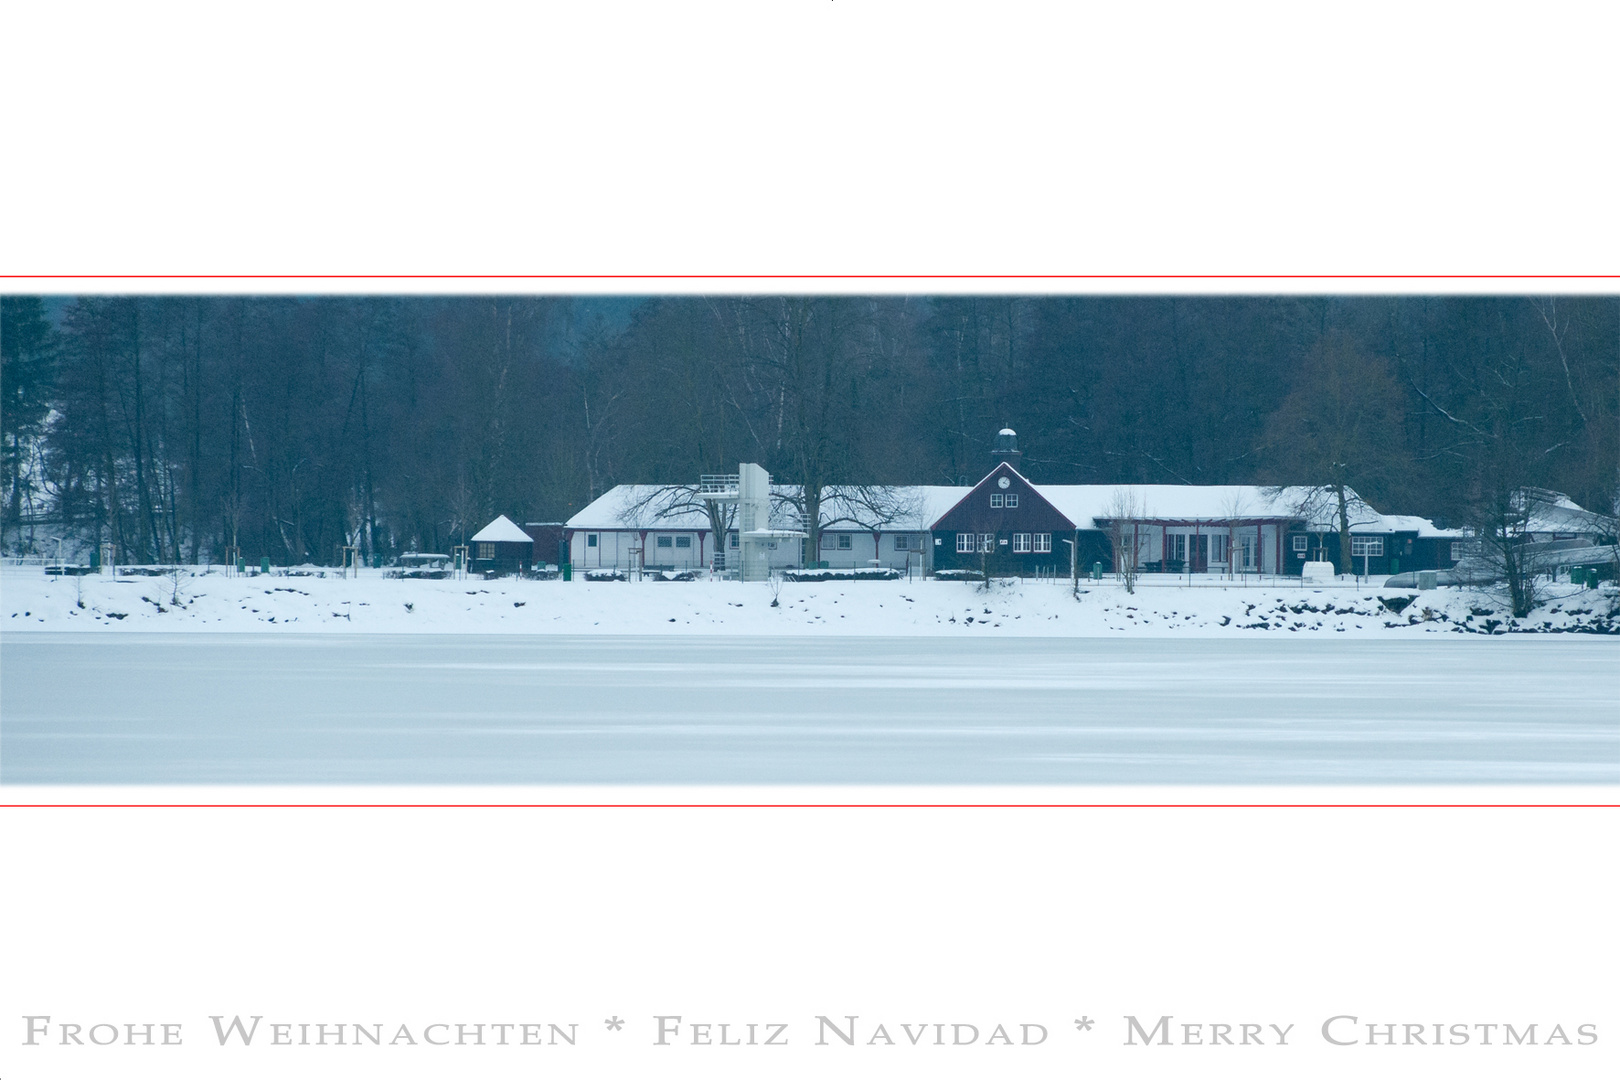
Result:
[469, 514, 535, 543]
[568, 481, 1459, 539]
[956, 484, 1318, 531]
[566, 484, 969, 532]
[1374, 514, 1464, 538]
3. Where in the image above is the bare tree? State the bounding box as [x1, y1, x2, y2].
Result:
[167, 563, 190, 607]
[1473, 487, 1555, 619]
[1262, 334, 1405, 573]
[1221, 489, 1249, 580]
[1106, 488, 1146, 594]
[620, 482, 736, 570]
[779, 483, 921, 567]
[1268, 483, 1382, 579]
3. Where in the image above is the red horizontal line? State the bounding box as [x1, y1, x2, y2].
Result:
[3, 274, 1619, 281]
[3, 803, 1615, 810]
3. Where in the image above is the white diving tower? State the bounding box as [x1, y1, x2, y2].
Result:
[699, 463, 803, 581]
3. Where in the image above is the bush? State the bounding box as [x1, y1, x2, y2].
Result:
[783, 568, 901, 582]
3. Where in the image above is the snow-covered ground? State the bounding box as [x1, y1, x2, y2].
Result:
[3, 565, 1616, 636]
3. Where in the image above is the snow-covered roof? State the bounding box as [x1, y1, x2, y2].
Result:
[566, 484, 969, 533]
[1518, 490, 1615, 536]
[469, 514, 534, 544]
[814, 486, 968, 532]
[567, 487, 715, 531]
[1032, 484, 1359, 529]
[570, 480, 1459, 539]
[1372, 514, 1463, 538]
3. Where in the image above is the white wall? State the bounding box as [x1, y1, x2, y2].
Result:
[814, 532, 930, 571]
[570, 531, 711, 570]
[569, 529, 933, 573]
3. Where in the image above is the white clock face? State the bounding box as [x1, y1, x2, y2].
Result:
[997, 477, 1010, 489]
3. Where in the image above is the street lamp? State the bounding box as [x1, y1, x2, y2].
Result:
[50, 535, 64, 571]
[1060, 537, 1077, 595]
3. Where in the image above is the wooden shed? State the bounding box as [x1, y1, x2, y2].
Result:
[469, 514, 536, 574]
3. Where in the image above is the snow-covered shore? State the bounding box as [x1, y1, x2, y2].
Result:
[4, 566, 1616, 636]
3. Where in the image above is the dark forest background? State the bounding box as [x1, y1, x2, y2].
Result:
[3, 295, 1616, 565]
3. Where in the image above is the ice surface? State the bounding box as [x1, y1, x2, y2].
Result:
[3, 634, 1614, 785]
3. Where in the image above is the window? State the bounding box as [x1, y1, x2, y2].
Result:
[1168, 534, 1186, 563]
[1350, 536, 1384, 557]
[1012, 533, 1031, 553]
[990, 493, 1004, 508]
[675, 535, 691, 549]
[478, 543, 495, 560]
[1210, 534, 1228, 563]
[956, 533, 974, 553]
[1291, 534, 1308, 553]
[586, 533, 598, 548]
[836, 534, 852, 550]
[656, 535, 673, 549]
[1005, 493, 1018, 508]
[894, 535, 917, 551]
[1034, 533, 1051, 553]
[1239, 536, 1255, 568]
[1450, 541, 1464, 561]
[981, 533, 995, 553]
[729, 532, 739, 549]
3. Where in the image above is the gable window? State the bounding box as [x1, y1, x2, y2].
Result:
[656, 535, 673, 549]
[1034, 533, 1051, 553]
[990, 493, 1004, 508]
[1012, 533, 1031, 553]
[956, 533, 974, 553]
[1350, 536, 1384, 557]
[586, 533, 598, 548]
[1005, 493, 1018, 508]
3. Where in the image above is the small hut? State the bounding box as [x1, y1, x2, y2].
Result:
[469, 515, 536, 575]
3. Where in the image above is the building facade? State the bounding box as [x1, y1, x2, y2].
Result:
[548, 433, 1474, 580]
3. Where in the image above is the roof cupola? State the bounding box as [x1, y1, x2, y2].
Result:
[991, 427, 1022, 469]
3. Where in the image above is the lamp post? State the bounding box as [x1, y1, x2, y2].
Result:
[1060, 537, 1076, 597]
[50, 536, 64, 572]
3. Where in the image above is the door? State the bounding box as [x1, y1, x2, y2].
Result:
[1192, 534, 1208, 573]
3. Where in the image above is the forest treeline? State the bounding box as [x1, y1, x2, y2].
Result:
[2, 295, 1616, 565]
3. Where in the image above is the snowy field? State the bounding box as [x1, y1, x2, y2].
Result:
[3, 564, 1617, 636]
[3, 633, 1615, 784]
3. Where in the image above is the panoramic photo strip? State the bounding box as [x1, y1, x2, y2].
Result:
[2, 294, 1616, 784]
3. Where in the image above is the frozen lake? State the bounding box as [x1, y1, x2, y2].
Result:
[2, 633, 1616, 784]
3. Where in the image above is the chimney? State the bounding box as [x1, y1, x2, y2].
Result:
[991, 427, 1022, 470]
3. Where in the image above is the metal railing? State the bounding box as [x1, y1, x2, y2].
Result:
[699, 474, 740, 494]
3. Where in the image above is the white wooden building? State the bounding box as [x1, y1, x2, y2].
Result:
[563, 481, 966, 573]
